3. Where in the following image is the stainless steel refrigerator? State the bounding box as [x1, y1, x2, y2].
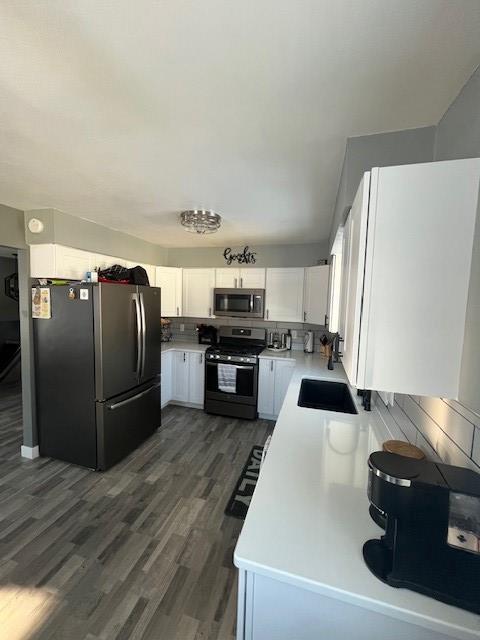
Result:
[33, 283, 162, 470]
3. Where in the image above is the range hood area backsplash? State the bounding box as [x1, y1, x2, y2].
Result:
[167, 316, 328, 352]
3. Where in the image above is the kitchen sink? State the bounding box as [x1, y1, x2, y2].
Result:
[297, 378, 358, 414]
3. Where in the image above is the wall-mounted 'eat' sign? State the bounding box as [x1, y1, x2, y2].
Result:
[223, 246, 257, 265]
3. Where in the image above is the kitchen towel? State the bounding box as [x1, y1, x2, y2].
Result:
[218, 363, 237, 393]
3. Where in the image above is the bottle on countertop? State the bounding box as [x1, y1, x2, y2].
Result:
[286, 329, 292, 350]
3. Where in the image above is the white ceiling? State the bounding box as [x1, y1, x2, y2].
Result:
[0, 1, 479, 248]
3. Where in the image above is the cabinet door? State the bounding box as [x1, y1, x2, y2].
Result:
[342, 173, 370, 387]
[303, 266, 329, 325]
[30, 244, 56, 278]
[265, 268, 305, 322]
[172, 351, 189, 402]
[188, 351, 205, 405]
[183, 269, 216, 318]
[156, 267, 183, 317]
[215, 268, 239, 288]
[56, 245, 94, 280]
[258, 359, 275, 416]
[161, 351, 172, 408]
[240, 268, 266, 289]
[273, 361, 295, 416]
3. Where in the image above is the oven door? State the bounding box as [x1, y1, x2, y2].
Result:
[205, 359, 258, 405]
[214, 288, 264, 318]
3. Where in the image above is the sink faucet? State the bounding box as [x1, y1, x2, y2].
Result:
[327, 333, 343, 370]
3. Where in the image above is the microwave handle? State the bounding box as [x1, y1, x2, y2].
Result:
[249, 294, 254, 313]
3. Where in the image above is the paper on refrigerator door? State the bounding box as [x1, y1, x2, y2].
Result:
[32, 287, 52, 319]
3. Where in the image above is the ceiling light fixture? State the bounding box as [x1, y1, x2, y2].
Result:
[180, 209, 221, 234]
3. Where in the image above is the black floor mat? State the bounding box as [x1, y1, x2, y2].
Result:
[225, 445, 263, 519]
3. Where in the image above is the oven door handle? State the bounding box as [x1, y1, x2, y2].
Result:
[206, 362, 254, 370]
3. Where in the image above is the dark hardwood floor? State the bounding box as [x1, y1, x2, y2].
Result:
[0, 389, 273, 640]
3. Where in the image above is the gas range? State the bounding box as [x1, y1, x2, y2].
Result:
[206, 344, 264, 364]
[204, 326, 266, 420]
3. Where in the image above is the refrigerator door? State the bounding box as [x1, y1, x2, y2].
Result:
[138, 285, 162, 383]
[94, 283, 141, 400]
[96, 377, 161, 470]
[34, 284, 97, 468]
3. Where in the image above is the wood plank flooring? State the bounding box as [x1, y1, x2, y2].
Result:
[0, 388, 273, 640]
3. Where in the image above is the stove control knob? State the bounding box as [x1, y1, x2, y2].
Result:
[227, 356, 231, 360]
[240, 357, 244, 362]
[215, 355, 220, 359]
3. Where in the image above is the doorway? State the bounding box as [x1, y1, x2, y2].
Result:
[0, 246, 22, 459]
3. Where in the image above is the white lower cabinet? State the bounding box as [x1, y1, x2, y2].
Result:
[237, 571, 452, 640]
[161, 351, 172, 408]
[258, 358, 295, 419]
[188, 351, 205, 405]
[172, 351, 190, 402]
[163, 349, 205, 407]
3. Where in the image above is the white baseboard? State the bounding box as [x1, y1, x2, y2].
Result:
[21, 445, 40, 459]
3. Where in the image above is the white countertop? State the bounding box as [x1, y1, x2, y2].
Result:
[234, 353, 480, 639]
[161, 341, 209, 354]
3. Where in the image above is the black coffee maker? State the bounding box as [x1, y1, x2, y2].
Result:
[364, 451, 480, 613]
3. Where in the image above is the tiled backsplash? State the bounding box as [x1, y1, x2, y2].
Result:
[165, 316, 329, 351]
[375, 392, 480, 471]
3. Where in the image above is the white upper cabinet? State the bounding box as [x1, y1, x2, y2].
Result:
[30, 244, 94, 279]
[303, 265, 330, 325]
[239, 268, 266, 288]
[183, 268, 216, 318]
[156, 267, 183, 317]
[343, 159, 480, 399]
[265, 268, 305, 322]
[215, 268, 239, 288]
[215, 268, 266, 289]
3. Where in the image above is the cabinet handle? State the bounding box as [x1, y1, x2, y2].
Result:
[209, 307, 212, 317]
[266, 309, 269, 320]
[199, 353, 203, 364]
[324, 314, 328, 328]
[177, 306, 179, 316]
[234, 278, 238, 288]
[183, 352, 186, 362]
[304, 311, 306, 322]
[240, 277, 243, 288]
[270, 360, 273, 372]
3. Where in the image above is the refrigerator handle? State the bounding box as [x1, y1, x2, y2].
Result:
[108, 381, 160, 410]
[140, 292, 147, 379]
[133, 293, 142, 379]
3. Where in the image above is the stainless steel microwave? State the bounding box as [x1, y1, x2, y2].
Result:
[213, 288, 265, 318]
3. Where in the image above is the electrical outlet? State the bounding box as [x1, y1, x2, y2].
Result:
[180, 323, 185, 332]
[291, 330, 297, 339]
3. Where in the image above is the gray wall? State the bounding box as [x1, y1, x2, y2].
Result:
[435, 66, 480, 161]
[25, 208, 168, 265]
[329, 126, 436, 249]
[0, 203, 26, 249]
[165, 242, 328, 268]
